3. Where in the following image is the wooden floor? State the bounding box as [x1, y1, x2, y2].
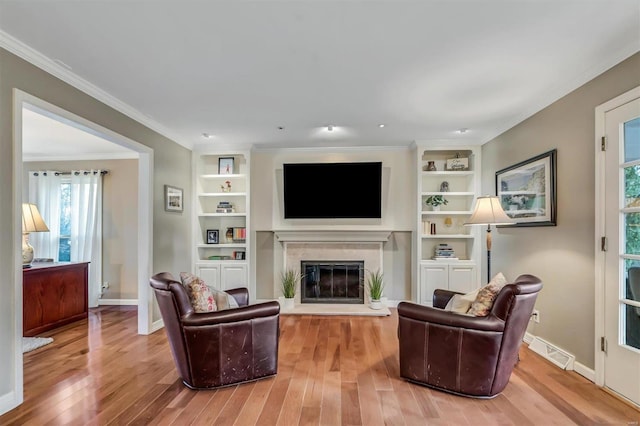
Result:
[1, 306, 639, 425]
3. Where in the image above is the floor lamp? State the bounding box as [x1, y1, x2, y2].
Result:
[465, 196, 513, 283]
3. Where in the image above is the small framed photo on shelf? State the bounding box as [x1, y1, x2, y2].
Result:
[218, 157, 235, 175]
[164, 185, 183, 212]
[206, 229, 219, 244]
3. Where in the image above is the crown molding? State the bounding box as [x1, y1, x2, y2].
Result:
[0, 29, 192, 151]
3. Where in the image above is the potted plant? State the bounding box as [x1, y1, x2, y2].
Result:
[425, 195, 448, 211]
[367, 269, 385, 310]
[280, 268, 302, 310]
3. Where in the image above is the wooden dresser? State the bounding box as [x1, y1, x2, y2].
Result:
[23, 262, 89, 337]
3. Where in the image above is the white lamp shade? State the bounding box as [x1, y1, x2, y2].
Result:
[465, 196, 514, 226]
[22, 203, 49, 233]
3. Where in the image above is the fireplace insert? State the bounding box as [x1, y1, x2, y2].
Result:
[301, 261, 364, 304]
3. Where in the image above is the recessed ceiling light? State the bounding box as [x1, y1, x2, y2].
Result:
[378, 124, 385, 128]
[327, 125, 334, 131]
[277, 126, 285, 130]
[456, 128, 469, 134]
[202, 133, 214, 139]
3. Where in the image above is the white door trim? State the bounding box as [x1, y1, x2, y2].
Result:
[594, 85, 640, 387]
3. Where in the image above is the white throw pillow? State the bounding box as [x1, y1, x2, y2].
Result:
[207, 286, 240, 310]
[444, 288, 479, 314]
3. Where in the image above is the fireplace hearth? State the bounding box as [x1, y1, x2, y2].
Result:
[301, 261, 364, 304]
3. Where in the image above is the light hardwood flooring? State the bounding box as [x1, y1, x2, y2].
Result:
[1, 306, 639, 425]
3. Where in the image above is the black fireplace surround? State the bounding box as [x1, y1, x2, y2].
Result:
[301, 261, 364, 304]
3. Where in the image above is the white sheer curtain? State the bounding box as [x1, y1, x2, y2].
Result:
[28, 171, 62, 261]
[70, 170, 103, 308]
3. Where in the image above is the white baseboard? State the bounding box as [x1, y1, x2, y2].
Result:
[573, 361, 596, 382]
[150, 319, 165, 334]
[524, 331, 535, 344]
[0, 390, 19, 416]
[98, 299, 138, 306]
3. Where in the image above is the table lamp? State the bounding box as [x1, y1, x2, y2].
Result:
[464, 196, 513, 283]
[22, 203, 49, 268]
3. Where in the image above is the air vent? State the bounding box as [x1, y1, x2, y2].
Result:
[528, 337, 575, 370]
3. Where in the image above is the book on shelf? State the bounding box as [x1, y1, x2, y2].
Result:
[232, 251, 246, 260]
[207, 255, 233, 260]
[216, 201, 234, 211]
[434, 243, 456, 259]
[232, 227, 246, 242]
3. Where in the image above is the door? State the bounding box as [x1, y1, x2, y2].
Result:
[603, 94, 640, 406]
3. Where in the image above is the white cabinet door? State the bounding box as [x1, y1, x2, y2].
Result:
[196, 265, 221, 289]
[220, 264, 248, 290]
[420, 263, 477, 306]
[448, 265, 476, 294]
[420, 264, 447, 305]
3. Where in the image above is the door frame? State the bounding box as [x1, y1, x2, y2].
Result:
[594, 85, 640, 387]
[12, 89, 155, 334]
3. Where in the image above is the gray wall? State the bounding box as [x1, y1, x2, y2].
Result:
[0, 47, 191, 403]
[24, 159, 139, 300]
[481, 52, 640, 368]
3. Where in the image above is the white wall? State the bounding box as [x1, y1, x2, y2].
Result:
[251, 147, 415, 300]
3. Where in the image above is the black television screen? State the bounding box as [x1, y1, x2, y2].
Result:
[283, 162, 382, 219]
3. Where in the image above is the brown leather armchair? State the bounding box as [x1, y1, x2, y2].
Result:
[397, 274, 542, 398]
[150, 272, 280, 389]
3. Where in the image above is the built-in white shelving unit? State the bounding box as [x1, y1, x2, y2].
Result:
[192, 151, 250, 292]
[415, 146, 482, 306]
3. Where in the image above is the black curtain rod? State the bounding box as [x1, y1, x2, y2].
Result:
[31, 170, 109, 176]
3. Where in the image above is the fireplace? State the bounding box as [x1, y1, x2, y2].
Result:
[274, 230, 391, 305]
[301, 261, 364, 304]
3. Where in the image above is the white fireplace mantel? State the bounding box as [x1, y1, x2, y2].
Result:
[274, 230, 392, 243]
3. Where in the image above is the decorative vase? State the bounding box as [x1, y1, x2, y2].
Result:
[226, 228, 234, 243]
[431, 205, 440, 211]
[283, 297, 295, 310]
[370, 299, 383, 310]
[425, 161, 437, 171]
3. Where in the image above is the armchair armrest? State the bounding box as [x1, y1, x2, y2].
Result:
[433, 289, 463, 309]
[182, 301, 280, 326]
[397, 301, 505, 333]
[225, 287, 249, 306]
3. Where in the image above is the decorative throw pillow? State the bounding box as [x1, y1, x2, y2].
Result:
[180, 272, 217, 312]
[467, 272, 508, 317]
[207, 286, 240, 310]
[444, 289, 479, 314]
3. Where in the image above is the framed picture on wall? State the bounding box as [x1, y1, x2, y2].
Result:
[495, 149, 557, 227]
[206, 229, 219, 244]
[164, 185, 184, 212]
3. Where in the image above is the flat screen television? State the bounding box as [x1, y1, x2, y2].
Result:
[283, 162, 382, 219]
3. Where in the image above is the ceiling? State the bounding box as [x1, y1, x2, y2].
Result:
[21, 107, 137, 161]
[2, 1, 639, 155]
